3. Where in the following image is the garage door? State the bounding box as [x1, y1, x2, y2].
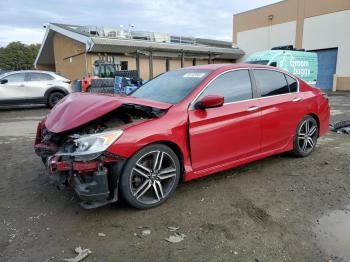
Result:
[314, 48, 338, 91]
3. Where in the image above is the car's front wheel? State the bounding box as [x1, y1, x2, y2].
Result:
[292, 115, 318, 157]
[119, 144, 181, 209]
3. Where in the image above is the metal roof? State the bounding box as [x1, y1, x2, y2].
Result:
[35, 23, 244, 67]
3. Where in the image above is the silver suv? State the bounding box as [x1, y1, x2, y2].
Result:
[0, 70, 72, 108]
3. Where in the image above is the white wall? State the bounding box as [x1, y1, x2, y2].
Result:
[237, 21, 296, 61]
[303, 9, 350, 76]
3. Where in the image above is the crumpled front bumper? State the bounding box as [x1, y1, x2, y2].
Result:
[46, 154, 124, 209]
[34, 119, 126, 209]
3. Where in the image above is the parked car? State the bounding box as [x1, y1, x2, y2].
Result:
[34, 64, 330, 209]
[0, 70, 72, 108]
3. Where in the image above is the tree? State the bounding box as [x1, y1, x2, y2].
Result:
[0, 42, 41, 70]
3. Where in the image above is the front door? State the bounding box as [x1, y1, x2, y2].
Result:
[0, 73, 26, 101]
[189, 69, 261, 171]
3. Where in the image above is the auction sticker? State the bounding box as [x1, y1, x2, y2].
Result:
[183, 73, 206, 78]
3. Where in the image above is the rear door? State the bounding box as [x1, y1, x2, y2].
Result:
[253, 69, 304, 152]
[0, 73, 26, 101]
[25, 72, 55, 98]
[188, 69, 261, 171]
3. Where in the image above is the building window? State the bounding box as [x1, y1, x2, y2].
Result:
[121, 61, 128, 70]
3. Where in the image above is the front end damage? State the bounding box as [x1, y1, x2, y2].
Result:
[34, 102, 166, 209]
[46, 153, 124, 209]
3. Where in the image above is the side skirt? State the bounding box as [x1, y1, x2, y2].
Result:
[184, 137, 294, 182]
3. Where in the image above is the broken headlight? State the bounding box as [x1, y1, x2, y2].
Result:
[65, 130, 123, 157]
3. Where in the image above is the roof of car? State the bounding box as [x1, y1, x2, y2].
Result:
[186, 63, 277, 71]
[5, 70, 55, 74]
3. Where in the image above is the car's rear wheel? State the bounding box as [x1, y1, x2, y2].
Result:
[292, 115, 318, 157]
[47, 92, 65, 108]
[119, 144, 181, 209]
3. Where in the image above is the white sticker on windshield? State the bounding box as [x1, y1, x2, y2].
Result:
[183, 73, 206, 78]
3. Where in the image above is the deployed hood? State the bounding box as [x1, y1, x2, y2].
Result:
[45, 93, 172, 133]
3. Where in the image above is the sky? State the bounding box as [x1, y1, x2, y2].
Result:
[0, 0, 281, 47]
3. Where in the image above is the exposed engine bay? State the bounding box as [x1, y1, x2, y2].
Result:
[36, 104, 162, 158]
[34, 103, 166, 208]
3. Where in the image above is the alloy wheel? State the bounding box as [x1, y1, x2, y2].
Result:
[129, 150, 177, 205]
[297, 118, 317, 153]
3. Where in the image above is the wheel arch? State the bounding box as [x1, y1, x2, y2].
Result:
[307, 113, 320, 137]
[44, 87, 69, 102]
[143, 140, 185, 180]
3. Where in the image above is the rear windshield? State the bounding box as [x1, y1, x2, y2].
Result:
[131, 69, 212, 104]
[245, 60, 269, 65]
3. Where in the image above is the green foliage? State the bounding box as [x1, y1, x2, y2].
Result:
[0, 42, 41, 70]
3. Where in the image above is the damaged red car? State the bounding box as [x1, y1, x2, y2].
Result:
[34, 64, 330, 209]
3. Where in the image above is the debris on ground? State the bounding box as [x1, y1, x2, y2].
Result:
[329, 120, 350, 134]
[167, 226, 179, 232]
[165, 232, 186, 243]
[97, 233, 106, 237]
[337, 127, 350, 134]
[63, 247, 92, 262]
[141, 229, 151, 236]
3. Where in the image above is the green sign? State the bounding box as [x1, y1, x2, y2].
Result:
[245, 50, 318, 85]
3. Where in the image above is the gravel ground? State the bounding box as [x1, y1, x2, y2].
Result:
[0, 95, 349, 262]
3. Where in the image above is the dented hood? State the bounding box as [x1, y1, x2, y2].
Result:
[45, 93, 172, 133]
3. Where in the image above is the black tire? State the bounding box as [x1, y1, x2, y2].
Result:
[292, 115, 318, 157]
[47, 92, 65, 108]
[119, 144, 181, 209]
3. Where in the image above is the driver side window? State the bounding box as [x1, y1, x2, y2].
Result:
[3, 73, 25, 83]
[198, 70, 253, 104]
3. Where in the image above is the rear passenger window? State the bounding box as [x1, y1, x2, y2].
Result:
[27, 73, 54, 81]
[198, 70, 252, 103]
[286, 75, 298, 92]
[254, 70, 289, 97]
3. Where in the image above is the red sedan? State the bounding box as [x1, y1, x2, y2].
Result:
[34, 64, 330, 209]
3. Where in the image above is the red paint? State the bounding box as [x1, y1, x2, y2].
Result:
[195, 95, 224, 109]
[48, 156, 118, 174]
[45, 92, 172, 133]
[38, 64, 330, 183]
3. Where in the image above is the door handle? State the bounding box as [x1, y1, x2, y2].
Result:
[247, 106, 260, 112]
[19, 84, 25, 87]
[292, 97, 302, 102]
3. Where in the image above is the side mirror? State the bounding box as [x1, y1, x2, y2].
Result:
[195, 95, 224, 110]
[0, 79, 8, 84]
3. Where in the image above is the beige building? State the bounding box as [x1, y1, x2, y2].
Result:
[35, 23, 244, 82]
[233, 0, 350, 91]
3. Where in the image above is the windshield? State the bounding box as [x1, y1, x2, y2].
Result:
[131, 69, 212, 104]
[245, 60, 269, 65]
